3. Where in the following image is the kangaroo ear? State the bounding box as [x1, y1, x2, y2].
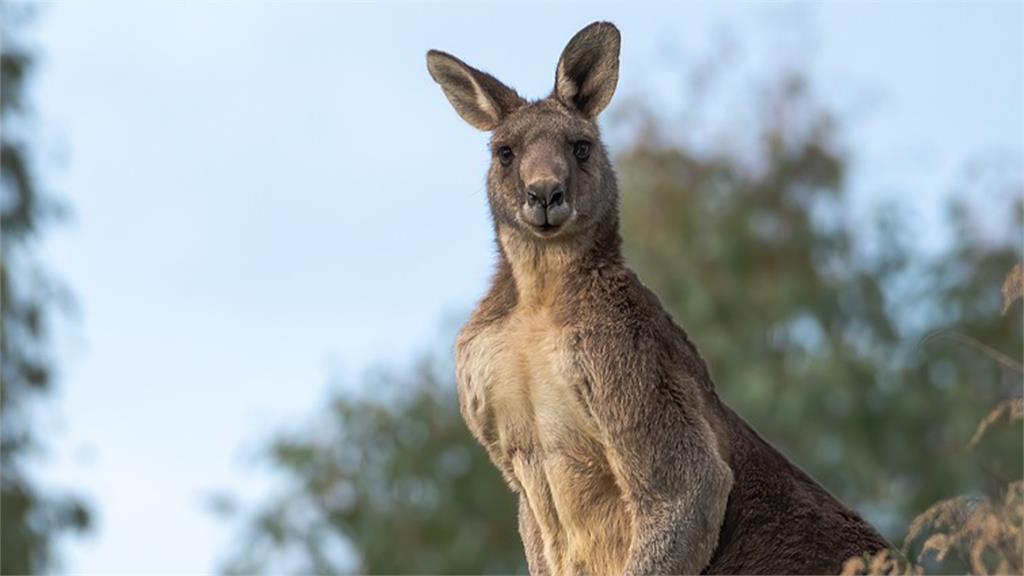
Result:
[426, 50, 524, 131]
[554, 22, 620, 118]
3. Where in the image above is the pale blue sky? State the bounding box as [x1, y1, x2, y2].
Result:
[28, 2, 1022, 573]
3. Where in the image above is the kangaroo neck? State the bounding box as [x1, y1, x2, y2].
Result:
[496, 212, 624, 309]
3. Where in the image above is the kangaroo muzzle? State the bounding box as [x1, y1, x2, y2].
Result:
[522, 178, 571, 231]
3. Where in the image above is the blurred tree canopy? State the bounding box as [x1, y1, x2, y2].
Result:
[220, 362, 524, 575]
[618, 75, 1022, 531]
[1, 4, 90, 574]
[220, 68, 1021, 573]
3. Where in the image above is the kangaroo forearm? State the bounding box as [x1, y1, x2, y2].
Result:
[624, 507, 725, 575]
[624, 514, 715, 575]
[624, 465, 733, 575]
[518, 497, 551, 576]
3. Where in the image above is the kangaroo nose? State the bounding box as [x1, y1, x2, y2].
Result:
[526, 180, 565, 208]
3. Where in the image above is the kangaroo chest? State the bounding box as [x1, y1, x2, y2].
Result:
[457, 307, 632, 575]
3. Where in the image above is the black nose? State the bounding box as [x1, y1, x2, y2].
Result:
[526, 180, 565, 208]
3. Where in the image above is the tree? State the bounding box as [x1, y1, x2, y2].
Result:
[220, 70, 1020, 574]
[218, 361, 524, 575]
[1, 5, 90, 573]
[617, 73, 1022, 535]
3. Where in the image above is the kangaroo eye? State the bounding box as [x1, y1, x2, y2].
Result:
[573, 141, 591, 161]
[497, 146, 514, 166]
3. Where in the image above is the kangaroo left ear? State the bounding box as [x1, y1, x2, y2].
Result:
[554, 22, 621, 119]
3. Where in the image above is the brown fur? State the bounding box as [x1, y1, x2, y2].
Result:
[430, 21, 889, 576]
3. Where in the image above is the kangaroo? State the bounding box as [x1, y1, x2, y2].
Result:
[428, 21, 889, 576]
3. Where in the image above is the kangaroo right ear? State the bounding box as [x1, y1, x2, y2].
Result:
[426, 50, 524, 131]
[554, 22, 620, 118]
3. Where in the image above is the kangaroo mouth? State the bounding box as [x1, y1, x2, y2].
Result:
[522, 210, 576, 239]
[522, 219, 563, 238]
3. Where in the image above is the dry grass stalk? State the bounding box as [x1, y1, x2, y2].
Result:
[969, 398, 1024, 450]
[1002, 264, 1023, 315]
[840, 549, 922, 576]
[901, 481, 1023, 575]
[846, 266, 1023, 575]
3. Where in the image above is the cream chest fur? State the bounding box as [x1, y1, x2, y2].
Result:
[456, 306, 632, 576]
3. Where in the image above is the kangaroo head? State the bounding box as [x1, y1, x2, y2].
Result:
[427, 22, 621, 245]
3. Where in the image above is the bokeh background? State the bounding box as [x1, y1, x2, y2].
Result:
[2, 2, 1022, 574]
